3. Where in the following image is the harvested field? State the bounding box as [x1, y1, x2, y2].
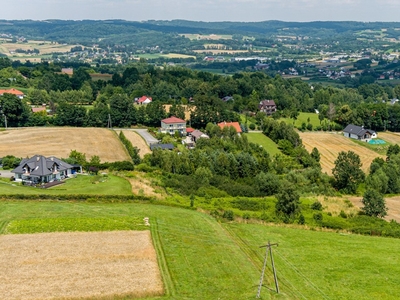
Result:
[0, 127, 129, 162]
[347, 196, 400, 223]
[0, 41, 80, 56]
[378, 131, 400, 144]
[163, 104, 195, 121]
[117, 130, 151, 158]
[299, 132, 384, 175]
[0, 230, 163, 300]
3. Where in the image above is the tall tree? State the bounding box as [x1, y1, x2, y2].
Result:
[332, 151, 365, 194]
[361, 189, 387, 218]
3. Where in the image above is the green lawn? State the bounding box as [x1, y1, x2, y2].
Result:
[351, 138, 391, 155]
[246, 132, 281, 156]
[1, 201, 400, 299]
[0, 174, 132, 195]
[280, 112, 322, 128]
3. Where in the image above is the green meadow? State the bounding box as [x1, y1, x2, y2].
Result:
[1, 201, 400, 299]
[245, 132, 281, 156]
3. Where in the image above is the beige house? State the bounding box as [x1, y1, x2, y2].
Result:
[160, 116, 186, 135]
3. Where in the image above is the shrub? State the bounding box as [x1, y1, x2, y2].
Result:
[339, 210, 348, 218]
[249, 123, 256, 130]
[311, 201, 323, 211]
[313, 212, 323, 222]
[298, 214, 305, 225]
[222, 210, 234, 221]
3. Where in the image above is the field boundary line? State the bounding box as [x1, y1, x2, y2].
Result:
[0, 220, 7, 234]
[151, 217, 176, 297]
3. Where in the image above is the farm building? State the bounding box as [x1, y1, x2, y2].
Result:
[12, 155, 79, 183]
[343, 124, 377, 142]
[160, 116, 186, 135]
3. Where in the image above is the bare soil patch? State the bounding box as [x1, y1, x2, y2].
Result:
[299, 132, 384, 175]
[0, 231, 163, 300]
[347, 196, 400, 223]
[0, 127, 129, 162]
[117, 130, 151, 158]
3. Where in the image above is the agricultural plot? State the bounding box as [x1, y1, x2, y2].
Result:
[0, 231, 163, 300]
[0, 127, 129, 162]
[0, 41, 80, 56]
[2, 201, 400, 299]
[116, 130, 151, 158]
[378, 131, 400, 145]
[299, 132, 384, 175]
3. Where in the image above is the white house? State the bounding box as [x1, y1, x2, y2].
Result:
[160, 116, 186, 135]
[343, 124, 377, 142]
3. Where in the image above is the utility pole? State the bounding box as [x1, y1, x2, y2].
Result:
[256, 241, 279, 298]
[107, 113, 112, 129]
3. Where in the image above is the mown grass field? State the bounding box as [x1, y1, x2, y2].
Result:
[245, 132, 281, 156]
[1, 201, 400, 299]
[0, 127, 130, 162]
[280, 112, 327, 128]
[0, 174, 132, 195]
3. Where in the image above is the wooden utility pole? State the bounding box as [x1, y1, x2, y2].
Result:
[256, 241, 279, 298]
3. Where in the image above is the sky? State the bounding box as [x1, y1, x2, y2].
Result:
[1, 0, 400, 22]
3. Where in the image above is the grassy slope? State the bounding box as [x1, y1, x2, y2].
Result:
[1, 201, 400, 299]
[245, 132, 281, 156]
[280, 112, 322, 127]
[0, 174, 132, 195]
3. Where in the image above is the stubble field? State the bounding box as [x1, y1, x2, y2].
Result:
[116, 130, 151, 158]
[299, 132, 384, 175]
[0, 127, 130, 162]
[0, 230, 164, 300]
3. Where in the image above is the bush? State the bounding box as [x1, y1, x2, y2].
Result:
[222, 210, 234, 221]
[311, 201, 323, 211]
[298, 214, 305, 225]
[1, 155, 21, 169]
[339, 210, 348, 218]
[107, 161, 134, 171]
[249, 123, 256, 130]
[313, 212, 323, 222]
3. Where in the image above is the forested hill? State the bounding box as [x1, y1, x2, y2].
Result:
[1, 19, 400, 44]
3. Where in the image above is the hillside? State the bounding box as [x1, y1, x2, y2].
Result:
[1, 201, 400, 299]
[299, 131, 384, 175]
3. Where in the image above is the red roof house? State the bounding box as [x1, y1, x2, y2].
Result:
[161, 116, 186, 135]
[0, 88, 25, 99]
[137, 96, 152, 104]
[217, 121, 242, 133]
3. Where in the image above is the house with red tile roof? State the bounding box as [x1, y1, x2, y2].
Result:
[137, 96, 152, 105]
[161, 116, 186, 135]
[217, 121, 242, 134]
[0, 88, 25, 99]
[31, 106, 47, 113]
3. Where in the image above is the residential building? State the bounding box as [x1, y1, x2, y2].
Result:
[12, 155, 77, 183]
[0, 88, 25, 99]
[259, 100, 277, 115]
[160, 116, 186, 135]
[137, 96, 152, 105]
[217, 121, 242, 134]
[343, 124, 377, 142]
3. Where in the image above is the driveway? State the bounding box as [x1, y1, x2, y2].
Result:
[131, 129, 159, 146]
[0, 170, 14, 178]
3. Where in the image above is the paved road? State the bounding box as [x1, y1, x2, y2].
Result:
[0, 170, 14, 178]
[129, 129, 159, 146]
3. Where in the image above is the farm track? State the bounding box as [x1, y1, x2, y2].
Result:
[299, 132, 384, 175]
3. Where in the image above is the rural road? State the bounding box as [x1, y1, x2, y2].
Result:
[127, 129, 159, 146]
[0, 170, 14, 178]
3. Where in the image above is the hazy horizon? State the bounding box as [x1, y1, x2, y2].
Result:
[1, 0, 399, 23]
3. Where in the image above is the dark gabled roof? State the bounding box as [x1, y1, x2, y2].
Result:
[343, 124, 375, 137]
[150, 143, 174, 151]
[191, 130, 209, 139]
[259, 100, 276, 107]
[12, 155, 74, 176]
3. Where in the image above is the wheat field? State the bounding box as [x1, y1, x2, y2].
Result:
[0, 230, 164, 300]
[299, 132, 384, 175]
[0, 127, 130, 162]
